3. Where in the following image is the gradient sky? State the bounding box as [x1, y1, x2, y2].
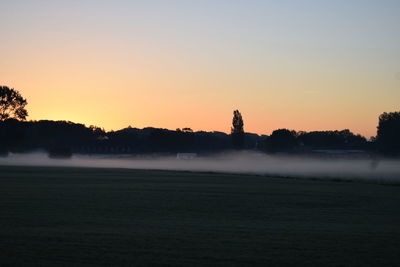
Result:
[1, 0, 399, 137]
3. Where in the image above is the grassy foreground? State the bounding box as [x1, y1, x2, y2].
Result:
[0, 166, 399, 266]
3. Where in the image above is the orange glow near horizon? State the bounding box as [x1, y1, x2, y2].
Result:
[1, 1, 399, 138]
[2, 50, 394, 138]
[1, 45, 396, 138]
[2, 72, 390, 138]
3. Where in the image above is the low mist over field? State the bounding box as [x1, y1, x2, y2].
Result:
[1, 152, 399, 183]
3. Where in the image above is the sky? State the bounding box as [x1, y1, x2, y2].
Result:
[1, 0, 399, 137]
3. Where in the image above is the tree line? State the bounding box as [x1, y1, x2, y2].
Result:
[1, 86, 400, 157]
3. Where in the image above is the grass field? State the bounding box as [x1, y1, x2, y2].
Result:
[0, 165, 400, 266]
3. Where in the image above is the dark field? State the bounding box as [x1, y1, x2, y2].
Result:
[0, 166, 400, 266]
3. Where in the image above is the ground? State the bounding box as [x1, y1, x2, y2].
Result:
[0, 165, 399, 266]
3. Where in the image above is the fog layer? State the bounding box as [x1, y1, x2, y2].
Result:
[1, 152, 399, 184]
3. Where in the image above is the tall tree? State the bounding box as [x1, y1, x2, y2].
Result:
[231, 110, 244, 149]
[376, 111, 400, 156]
[0, 86, 28, 121]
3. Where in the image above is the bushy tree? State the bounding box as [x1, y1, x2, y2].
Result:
[377, 111, 400, 156]
[297, 129, 367, 149]
[266, 129, 297, 153]
[0, 86, 28, 121]
[231, 110, 244, 149]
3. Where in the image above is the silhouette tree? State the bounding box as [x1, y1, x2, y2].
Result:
[297, 129, 366, 149]
[0, 86, 28, 121]
[266, 129, 297, 153]
[182, 128, 193, 133]
[377, 111, 400, 156]
[231, 110, 244, 149]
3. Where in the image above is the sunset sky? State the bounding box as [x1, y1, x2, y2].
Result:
[1, 0, 399, 137]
